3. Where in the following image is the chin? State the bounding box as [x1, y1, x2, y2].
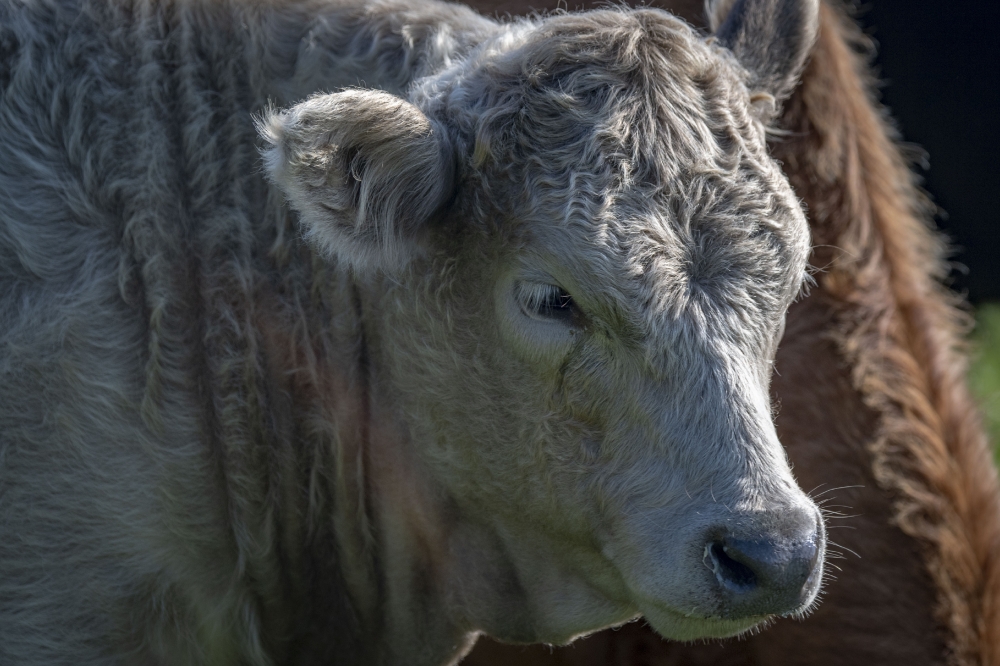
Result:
[531, 608, 642, 646]
[641, 607, 772, 642]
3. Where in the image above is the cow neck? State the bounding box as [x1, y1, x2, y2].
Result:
[326, 273, 480, 665]
[139, 0, 498, 661]
[245, 261, 476, 665]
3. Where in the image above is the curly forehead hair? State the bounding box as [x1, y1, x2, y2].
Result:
[420, 9, 767, 197]
[414, 9, 808, 330]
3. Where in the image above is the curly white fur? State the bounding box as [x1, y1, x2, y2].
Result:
[0, 0, 820, 664]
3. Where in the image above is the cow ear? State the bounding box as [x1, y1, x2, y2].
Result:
[259, 90, 455, 274]
[707, 0, 819, 111]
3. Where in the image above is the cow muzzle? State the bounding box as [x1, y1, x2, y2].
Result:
[703, 505, 824, 619]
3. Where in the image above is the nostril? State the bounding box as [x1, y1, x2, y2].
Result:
[707, 541, 757, 591]
[703, 513, 823, 618]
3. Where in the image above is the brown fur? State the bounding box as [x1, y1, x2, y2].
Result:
[791, 5, 1000, 662]
[461, 1, 1000, 664]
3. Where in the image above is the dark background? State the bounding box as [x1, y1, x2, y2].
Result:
[857, 0, 1000, 303]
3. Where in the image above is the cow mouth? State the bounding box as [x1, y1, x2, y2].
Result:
[637, 601, 773, 641]
[632, 559, 825, 642]
[626, 553, 824, 642]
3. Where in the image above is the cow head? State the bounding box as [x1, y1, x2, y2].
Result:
[260, 0, 824, 645]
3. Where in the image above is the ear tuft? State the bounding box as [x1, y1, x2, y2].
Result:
[258, 89, 455, 274]
[707, 0, 819, 107]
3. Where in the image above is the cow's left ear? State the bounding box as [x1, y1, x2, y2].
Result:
[707, 0, 819, 114]
[259, 89, 455, 274]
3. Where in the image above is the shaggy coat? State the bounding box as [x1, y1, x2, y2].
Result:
[0, 0, 830, 664]
[462, 1, 1000, 665]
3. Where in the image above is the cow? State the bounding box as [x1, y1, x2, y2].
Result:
[460, 1, 1000, 665]
[0, 0, 829, 663]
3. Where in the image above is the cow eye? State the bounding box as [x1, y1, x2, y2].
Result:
[515, 281, 575, 323]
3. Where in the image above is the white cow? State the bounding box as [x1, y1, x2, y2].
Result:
[0, 0, 822, 663]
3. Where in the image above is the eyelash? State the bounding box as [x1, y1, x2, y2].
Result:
[516, 281, 575, 323]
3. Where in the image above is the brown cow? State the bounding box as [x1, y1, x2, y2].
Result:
[461, 1, 1000, 665]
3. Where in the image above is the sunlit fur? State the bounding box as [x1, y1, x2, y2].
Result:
[1, 0, 820, 664]
[465, 2, 1000, 664]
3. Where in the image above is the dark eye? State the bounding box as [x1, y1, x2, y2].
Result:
[516, 281, 576, 323]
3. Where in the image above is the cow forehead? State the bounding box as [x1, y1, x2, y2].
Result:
[418, 8, 810, 343]
[466, 12, 808, 328]
[489, 23, 739, 164]
[523, 170, 809, 354]
[417, 7, 765, 179]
